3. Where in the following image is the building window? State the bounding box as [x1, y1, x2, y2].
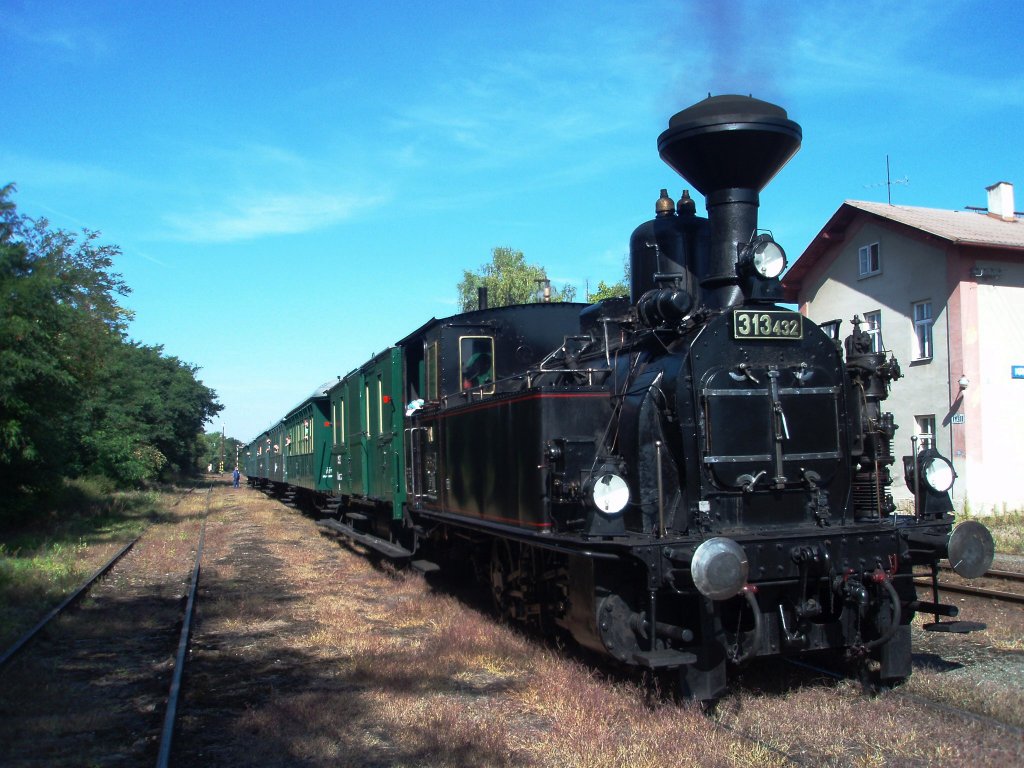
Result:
[858, 243, 880, 277]
[863, 310, 883, 352]
[915, 415, 936, 450]
[912, 300, 933, 360]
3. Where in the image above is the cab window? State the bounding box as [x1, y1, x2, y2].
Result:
[425, 341, 439, 400]
[460, 336, 495, 393]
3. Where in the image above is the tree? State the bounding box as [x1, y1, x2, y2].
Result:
[79, 341, 222, 481]
[457, 247, 576, 312]
[589, 279, 629, 302]
[0, 184, 223, 518]
[198, 430, 245, 473]
[587, 254, 629, 302]
[0, 184, 132, 500]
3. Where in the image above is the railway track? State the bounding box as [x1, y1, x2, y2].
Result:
[0, 534, 142, 670]
[914, 565, 1024, 606]
[0, 486, 211, 767]
[156, 513, 207, 768]
[784, 657, 1024, 738]
[709, 708, 824, 767]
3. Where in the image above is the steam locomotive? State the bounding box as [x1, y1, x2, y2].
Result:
[244, 95, 994, 700]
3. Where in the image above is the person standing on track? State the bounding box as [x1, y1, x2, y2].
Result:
[232, 466, 240, 488]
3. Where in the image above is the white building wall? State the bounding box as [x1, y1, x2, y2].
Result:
[971, 262, 1024, 513]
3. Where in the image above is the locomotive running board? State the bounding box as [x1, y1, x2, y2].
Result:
[922, 620, 986, 634]
[316, 519, 413, 560]
[632, 649, 698, 669]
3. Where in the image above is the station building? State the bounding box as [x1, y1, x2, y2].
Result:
[783, 182, 1024, 514]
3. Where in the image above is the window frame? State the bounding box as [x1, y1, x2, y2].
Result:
[458, 335, 496, 395]
[425, 341, 439, 400]
[858, 242, 881, 278]
[364, 384, 371, 437]
[863, 310, 883, 352]
[912, 300, 933, 361]
[377, 376, 384, 435]
[915, 414, 936, 451]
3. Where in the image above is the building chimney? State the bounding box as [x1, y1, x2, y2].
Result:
[986, 181, 1016, 221]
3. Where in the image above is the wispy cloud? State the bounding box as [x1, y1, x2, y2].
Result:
[386, 20, 650, 175]
[0, 8, 108, 57]
[778, 4, 1024, 110]
[162, 190, 388, 243]
[0, 152, 126, 190]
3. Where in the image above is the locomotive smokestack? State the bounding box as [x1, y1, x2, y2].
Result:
[657, 95, 801, 309]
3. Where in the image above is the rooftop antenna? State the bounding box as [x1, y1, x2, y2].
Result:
[863, 155, 909, 205]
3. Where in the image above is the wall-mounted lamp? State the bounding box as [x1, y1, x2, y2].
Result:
[970, 266, 1002, 279]
[958, 375, 970, 391]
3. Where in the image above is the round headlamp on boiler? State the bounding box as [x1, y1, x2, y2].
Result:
[738, 233, 787, 279]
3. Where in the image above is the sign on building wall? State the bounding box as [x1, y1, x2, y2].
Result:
[1013, 365, 1024, 379]
[951, 414, 965, 424]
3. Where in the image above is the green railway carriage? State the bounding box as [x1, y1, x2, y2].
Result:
[242, 434, 259, 480]
[266, 421, 288, 485]
[327, 348, 406, 538]
[282, 386, 334, 492]
[242, 429, 273, 484]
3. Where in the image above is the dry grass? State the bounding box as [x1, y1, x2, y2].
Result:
[170, 489, 1024, 767]
[171, 493, 754, 767]
[713, 674, 1022, 768]
[0, 485, 164, 649]
[962, 510, 1024, 554]
[3, 484, 1022, 767]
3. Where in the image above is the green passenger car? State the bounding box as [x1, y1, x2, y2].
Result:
[282, 386, 333, 492]
[326, 347, 406, 537]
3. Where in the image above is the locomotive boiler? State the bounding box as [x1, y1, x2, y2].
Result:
[245, 95, 994, 700]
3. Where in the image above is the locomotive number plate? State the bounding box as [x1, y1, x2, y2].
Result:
[732, 310, 803, 340]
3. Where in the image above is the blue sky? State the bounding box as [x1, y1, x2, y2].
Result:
[3, 1, 1022, 442]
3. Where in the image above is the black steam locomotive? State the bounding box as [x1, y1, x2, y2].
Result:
[246, 95, 994, 700]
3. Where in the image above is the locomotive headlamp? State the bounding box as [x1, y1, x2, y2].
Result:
[590, 473, 630, 514]
[750, 235, 787, 278]
[691, 537, 749, 601]
[904, 448, 956, 494]
[921, 453, 955, 493]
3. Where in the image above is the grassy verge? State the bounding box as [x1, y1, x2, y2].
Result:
[0, 477, 172, 649]
[961, 510, 1024, 555]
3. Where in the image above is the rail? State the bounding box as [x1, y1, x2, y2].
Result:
[0, 534, 141, 671]
[912, 577, 1024, 605]
[156, 486, 210, 768]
